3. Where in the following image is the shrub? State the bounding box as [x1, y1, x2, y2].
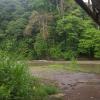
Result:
[62, 50, 76, 60]
[34, 33, 48, 59]
[94, 43, 100, 59]
[49, 47, 62, 60]
[0, 54, 34, 100]
[0, 52, 58, 100]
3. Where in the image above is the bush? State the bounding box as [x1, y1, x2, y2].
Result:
[0, 53, 34, 100]
[62, 50, 76, 60]
[49, 47, 62, 60]
[0, 52, 58, 100]
[94, 40, 100, 59]
[34, 33, 48, 59]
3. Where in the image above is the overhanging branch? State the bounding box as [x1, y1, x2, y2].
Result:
[75, 0, 100, 25]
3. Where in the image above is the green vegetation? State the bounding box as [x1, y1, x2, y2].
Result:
[0, 52, 58, 100]
[0, 1, 100, 100]
[0, 0, 99, 60]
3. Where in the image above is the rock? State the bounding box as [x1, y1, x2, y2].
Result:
[49, 93, 65, 100]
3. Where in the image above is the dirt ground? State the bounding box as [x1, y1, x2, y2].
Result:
[30, 61, 100, 100]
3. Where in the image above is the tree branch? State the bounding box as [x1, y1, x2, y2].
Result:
[75, 0, 100, 25]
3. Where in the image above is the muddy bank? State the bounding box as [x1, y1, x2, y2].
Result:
[28, 60, 100, 65]
[65, 83, 100, 100]
[31, 66, 100, 100]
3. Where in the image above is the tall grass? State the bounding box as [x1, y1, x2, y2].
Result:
[0, 53, 33, 100]
[0, 52, 58, 100]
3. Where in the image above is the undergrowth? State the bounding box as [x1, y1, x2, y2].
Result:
[0, 51, 58, 100]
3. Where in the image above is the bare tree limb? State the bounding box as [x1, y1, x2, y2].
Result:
[75, 0, 100, 25]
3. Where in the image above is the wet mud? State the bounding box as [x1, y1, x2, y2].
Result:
[30, 61, 100, 100]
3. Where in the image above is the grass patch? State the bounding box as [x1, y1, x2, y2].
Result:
[31, 77, 59, 100]
[32, 81, 59, 100]
[29, 59, 100, 74]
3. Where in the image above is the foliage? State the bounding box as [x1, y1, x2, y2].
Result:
[78, 21, 100, 58]
[0, 0, 100, 60]
[6, 18, 27, 37]
[34, 33, 48, 59]
[0, 52, 33, 100]
[0, 52, 58, 100]
[62, 50, 77, 60]
[49, 46, 62, 60]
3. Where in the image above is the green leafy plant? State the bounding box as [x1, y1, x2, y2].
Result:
[0, 52, 58, 100]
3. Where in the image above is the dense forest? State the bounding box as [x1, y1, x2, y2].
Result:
[0, 0, 100, 60]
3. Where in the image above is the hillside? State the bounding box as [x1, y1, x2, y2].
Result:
[0, 0, 100, 60]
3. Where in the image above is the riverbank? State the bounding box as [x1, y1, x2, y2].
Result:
[29, 60, 100, 100]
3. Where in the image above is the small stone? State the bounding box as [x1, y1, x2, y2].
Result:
[78, 93, 80, 95]
[90, 97, 94, 99]
[50, 93, 65, 99]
